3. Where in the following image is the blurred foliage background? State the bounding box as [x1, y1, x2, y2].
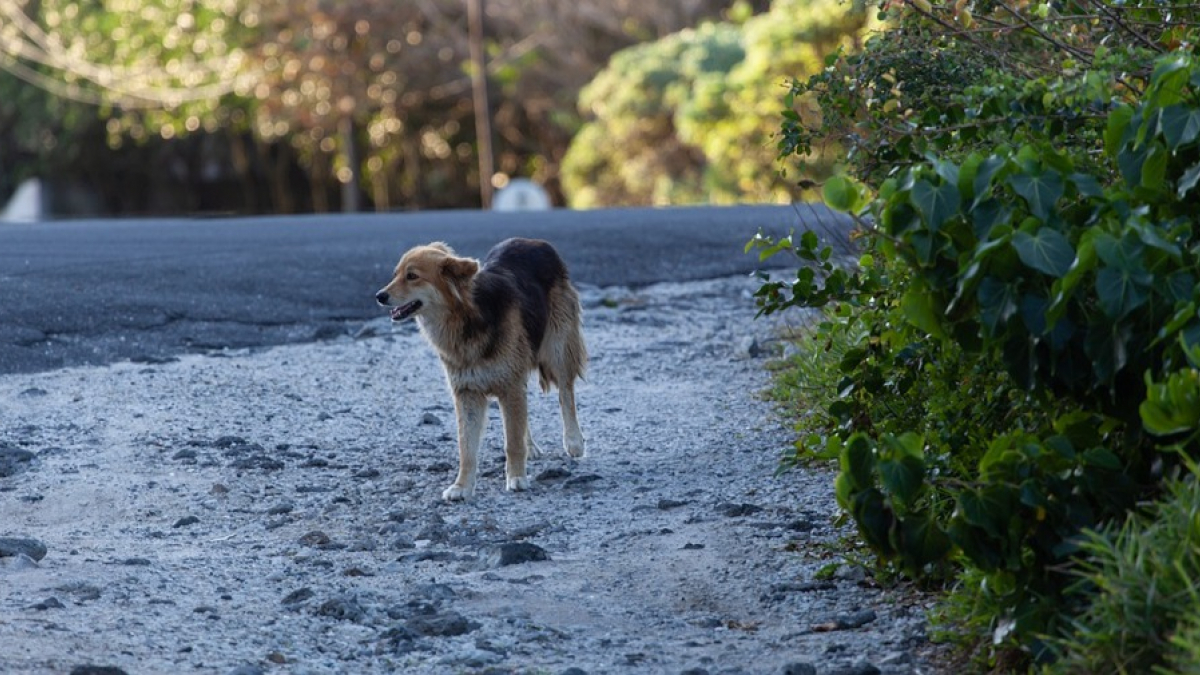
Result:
[0, 0, 870, 216]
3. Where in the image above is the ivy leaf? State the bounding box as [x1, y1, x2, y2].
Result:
[824, 175, 866, 213]
[910, 179, 961, 232]
[1012, 228, 1075, 277]
[1178, 162, 1200, 198]
[1096, 266, 1151, 319]
[902, 285, 947, 339]
[1104, 104, 1134, 157]
[1160, 104, 1200, 150]
[978, 277, 1020, 334]
[972, 155, 1008, 204]
[1141, 144, 1168, 191]
[1008, 170, 1063, 220]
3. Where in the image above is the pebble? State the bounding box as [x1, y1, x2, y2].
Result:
[404, 610, 479, 637]
[0, 536, 47, 561]
[173, 516, 201, 528]
[0, 444, 35, 477]
[482, 542, 549, 568]
[68, 668, 128, 675]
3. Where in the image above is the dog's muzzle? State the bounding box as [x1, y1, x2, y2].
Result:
[389, 300, 422, 322]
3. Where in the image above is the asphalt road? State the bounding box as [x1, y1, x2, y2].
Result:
[0, 204, 852, 375]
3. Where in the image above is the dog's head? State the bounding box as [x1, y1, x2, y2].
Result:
[375, 242, 479, 322]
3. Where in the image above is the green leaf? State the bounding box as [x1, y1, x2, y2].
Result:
[879, 455, 925, 505]
[896, 515, 952, 572]
[1008, 170, 1064, 220]
[1160, 104, 1200, 149]
[840, 434, 876, 491]
[1178, 163, 1200, 198]
[1105, 104, 1134, 157]
[972, 155, 1008, 204]
[1096, 266, 1150, 319]
[901, 285, 947, 339]
[1141, 143, 1168, 191]
[1012, 228, 1075, 277]
[1069, 173, 1104, 199]
[978, 276, 1020, 333]
[910, 179, 961, 232]
[824, 175, 864, 213]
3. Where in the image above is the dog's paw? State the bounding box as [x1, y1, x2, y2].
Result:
[442, 484, 473, 501]
[527, 439, 544, 460]
[506, 476, 531, 492]
[565, 439, 585, 458]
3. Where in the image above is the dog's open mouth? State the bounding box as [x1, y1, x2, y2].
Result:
[390, 300, 422, 322]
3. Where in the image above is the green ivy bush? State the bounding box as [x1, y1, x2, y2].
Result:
[753, 18, 1200, 670]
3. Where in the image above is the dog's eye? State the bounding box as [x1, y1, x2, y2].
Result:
[405, 271, 418, 281]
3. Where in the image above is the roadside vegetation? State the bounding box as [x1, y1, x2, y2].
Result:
[751, 0, 1200, 671]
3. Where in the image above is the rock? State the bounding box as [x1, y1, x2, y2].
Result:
[316, 595, 366, 622]
[281, 588, 315, 606]
[266, 501, 294, 515]
[0, 444, 35, 477]
[18, 387, 48, 398]
[120, 558, 152, 566]
[405, 610, 478, 637]
[299, 530, 331, 547]
[680, 669, 710, 675]
[716, 502, 763, 517]
[781, 664, 816, 675]
[1, 553, 40, 570]
[829, 663, 881, 675]
[483, 542, 549, 568]
[69, 667, 129, 675]
[420, 412, 443, 425]
[173, 516, 200, 528]
[56, 582, 101, 602]
[228, 454, 285, 471]
[535, 467, 572, 482]
[836, 609, 878, 630]
[564, 474, 602, 486]
[0, 537, 47, 561]
[560, 669, 589, 675]
[28, 596, 64, 610]
[657, 498, 688, 510]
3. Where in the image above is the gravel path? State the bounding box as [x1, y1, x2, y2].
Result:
[0, 275, 939, 675]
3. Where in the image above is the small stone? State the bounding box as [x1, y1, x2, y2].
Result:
[681, 542, 705, 550]
[405, 610, 478, 637]
[281, 588, 315, 605]
[0, 537, 47, 561]
[69, 668, 128, 675]
[173, 516, 200, 529]
[171, 449, 197, 461]
[266, 652, 287, 664]
[564, 474, 602, 486]
[657, 498, 688, 510]
[483, 542, 549, 568]
[0, 445, 36, 478]
[316, 595, 365, 622]
[716, 502, 763, 517]
[18, 387, 48, 398]
[781, 664, 816, 675]
[535, 467, 572, 482]
[828, 663, 881, 675]
[420, 412, 443, 425]
[560, 669, 588, 675]
[210, 483, 230, 495]
[680, 669, 709, 675]
[29, 596, 65, 610]
[120, 558, 152, 566]
[266, 502, 294, 515]
[299, 530, 331, 547]
[2, 553, 40, 570]
[354, 468, 381, 479]
[836, 609, 877, 630]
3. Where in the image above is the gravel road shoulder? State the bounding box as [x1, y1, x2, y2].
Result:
[0, 275, 941, 675]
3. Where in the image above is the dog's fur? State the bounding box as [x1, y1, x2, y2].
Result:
[375, 238, 587, 501]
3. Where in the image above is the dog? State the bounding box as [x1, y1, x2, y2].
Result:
[375, 238, 587, 501]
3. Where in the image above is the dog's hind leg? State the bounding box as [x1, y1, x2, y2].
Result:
[497, 387, 532, 491]
[444, 390, 487, 501]
[558, 378, 586, 458]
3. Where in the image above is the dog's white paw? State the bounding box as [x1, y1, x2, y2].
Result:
[442, 484, 473, 501]
[565, 437, 585, 458]
[506, 476, 531, 492]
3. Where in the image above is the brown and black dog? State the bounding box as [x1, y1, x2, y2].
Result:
[375, 238, 587, 501]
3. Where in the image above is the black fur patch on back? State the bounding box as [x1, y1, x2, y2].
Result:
[464, 238, 567, 358]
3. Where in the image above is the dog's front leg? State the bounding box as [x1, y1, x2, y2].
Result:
[497, 387, 531, 491]
[444, 389, 487, 501]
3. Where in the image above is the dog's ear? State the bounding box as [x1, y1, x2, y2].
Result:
[428, 242, 455, 255]
[441, 256, 479, 280]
